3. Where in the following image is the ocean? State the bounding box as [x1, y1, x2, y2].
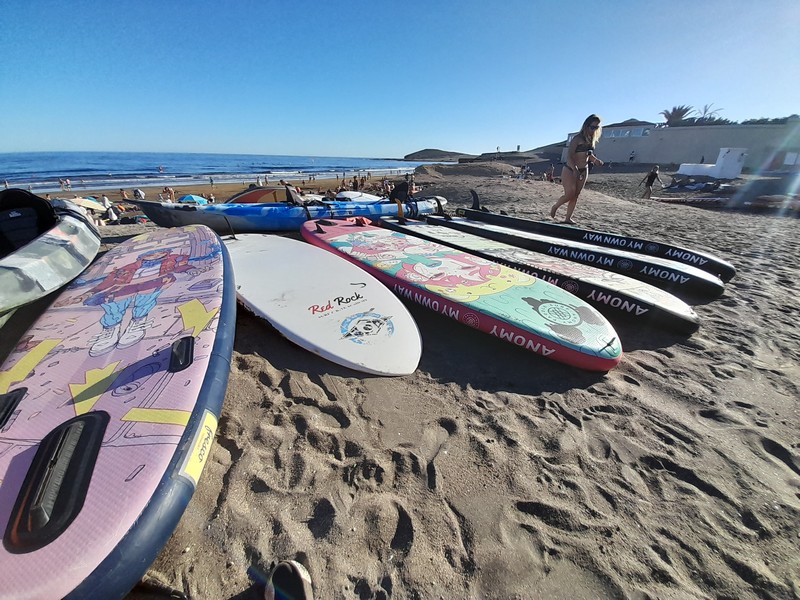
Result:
[0, 151, 431, 194]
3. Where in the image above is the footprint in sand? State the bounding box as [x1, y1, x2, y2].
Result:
[417, 417, 457, 491]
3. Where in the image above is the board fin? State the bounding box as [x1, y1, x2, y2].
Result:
[222, 216, 237, 239]
[470, 189, 482, 210]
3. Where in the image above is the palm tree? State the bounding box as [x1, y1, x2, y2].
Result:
[659, 105, 695, 126]
[698, 103, 723, 121]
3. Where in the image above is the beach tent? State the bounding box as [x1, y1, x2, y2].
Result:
[178, 194, 209, 205]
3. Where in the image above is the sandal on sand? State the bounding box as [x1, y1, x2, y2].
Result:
[562, 219, 577, 225]
[264, 560, 314, 600]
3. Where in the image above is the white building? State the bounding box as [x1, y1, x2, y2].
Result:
[561, 117, 800, 174]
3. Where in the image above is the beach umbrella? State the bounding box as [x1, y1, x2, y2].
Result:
[178, 194, 208, 205]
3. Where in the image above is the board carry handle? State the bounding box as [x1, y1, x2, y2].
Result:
[169, 336, 195, 372]
[0, 387, 27, 429]
[4, 411, 110, 553]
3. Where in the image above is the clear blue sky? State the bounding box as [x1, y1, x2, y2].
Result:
[1, 0, 797, 158]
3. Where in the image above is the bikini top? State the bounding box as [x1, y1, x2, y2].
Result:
[575, 141, 594, 154]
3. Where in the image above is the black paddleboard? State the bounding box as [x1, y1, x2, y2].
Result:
[463, 191, 736, 282]
[379, 217, 700, 334]
[424, 215, 725, 300]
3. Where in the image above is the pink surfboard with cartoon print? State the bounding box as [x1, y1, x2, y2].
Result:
[301, 219, 622, 371]
[0, 224, 236, 599]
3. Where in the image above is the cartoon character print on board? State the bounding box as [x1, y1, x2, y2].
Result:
[57, 229, 221, 357]
[330, 229, 534, 303]
[0, 225, 224, 453]
[325, 228, 617, 354]
[330, 229, 443, 264]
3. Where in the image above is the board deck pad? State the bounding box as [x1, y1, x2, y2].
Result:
[379, 217, 700, 334]
[302, 219, 622, 371]
[0, 224, 235, 599]
[225, 234, 421, 375]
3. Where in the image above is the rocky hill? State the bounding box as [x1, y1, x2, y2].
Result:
[405, 142, 565, 166]
[403, 149, 477, 162]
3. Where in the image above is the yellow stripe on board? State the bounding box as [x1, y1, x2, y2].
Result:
[70, 361, 122, 415]
[0, 339, 61, 395]
[122, 407, 192, 426]
[178, 298, 219, 337]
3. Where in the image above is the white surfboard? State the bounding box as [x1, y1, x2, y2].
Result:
[335, 191, 384, 203]
[225, 234, 422, 376]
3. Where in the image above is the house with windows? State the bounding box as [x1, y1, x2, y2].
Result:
[561, 117, 800, 173]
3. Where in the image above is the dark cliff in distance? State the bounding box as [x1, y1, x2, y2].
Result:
[404, 142, 565, 165]
[403, 149, 477, 162]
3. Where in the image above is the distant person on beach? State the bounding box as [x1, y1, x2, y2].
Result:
[163, 186, 176, 202]
[120, 188, 129, 201]
[550, 114, 604, 224]
[209, 177, 215, 188]
[640, 165, 664, 199]
[133, 188, 145, 200]
[629, 150, 635, 163]
[3, 180, 7, 189]
[389, 180, 412, 221]
[100, 194, 119, 223]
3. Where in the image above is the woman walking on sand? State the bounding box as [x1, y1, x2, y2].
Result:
[550, 114, 604, 224]
[640, 165, 663, 199]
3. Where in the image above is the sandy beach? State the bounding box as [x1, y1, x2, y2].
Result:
[81, 164, 799, 599]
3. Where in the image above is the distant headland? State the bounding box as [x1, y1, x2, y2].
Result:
[403, 143, 566, 166]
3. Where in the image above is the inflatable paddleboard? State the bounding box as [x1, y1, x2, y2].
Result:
[0, 224, 236, 599]
[426, 215, 725, 300]
[225, 234, 421, 375]
[1, 189, 101, 323]
[462, 192, 735, 282]
[131, 195, 446, 234]
[302, 219, 622, 371]
[379, 217, 700, 335]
